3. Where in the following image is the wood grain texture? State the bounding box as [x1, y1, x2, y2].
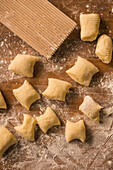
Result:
[0, 0, 76, 58]
[0, 0, 113, 169]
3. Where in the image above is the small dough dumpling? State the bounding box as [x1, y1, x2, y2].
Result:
[80, 13, 100, 41]
[0, 126, 17, 157]
[42, 78, 72, 101]
[8, 54, 38, 77]
[14, 114, 37, 141]
[0, 91, 7, 109]
[13, 80, 40, 110]
[95, 34, 112, 64]
[36, 107, 60, 133]
[66, 56, 99, 86]
[65, 120, 86, 143]
[79, 96, 102, 123]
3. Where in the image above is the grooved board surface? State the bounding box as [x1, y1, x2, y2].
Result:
[0, 0, 113, 170]
[0, 0, 76, 58]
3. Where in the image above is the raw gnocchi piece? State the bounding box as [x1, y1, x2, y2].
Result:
[80, 13, 100, 41]
[13, 80, 40, 110]
[95, 34, 112, 64]
[42, 78, 72, 101]
[0, 91, 7, 109]
[0, 126, 17, 157]
[36, 107, 60, 133]
[79, 96, 102, 123]
[14, 114, 37, 141]
[8, 54, 38, 77]
[66, 56, 99, 86]
[65, 120, 86, 143]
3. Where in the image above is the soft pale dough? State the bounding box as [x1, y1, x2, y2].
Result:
[13, 80, 40, 110]
[79, 96, 102, 123]
[14, 114, 37, 141]
[36, 107, 60, 133]
[0, 126, 17, 157]
[80, 13, 100, 41]
[66, 56, 99, 86]
[65, 120, 86, 143]
[96, 34, 112, 64]
[0, 91, 7, 109]
[8, 54, 38, 77]
[42, 78, 72, 101]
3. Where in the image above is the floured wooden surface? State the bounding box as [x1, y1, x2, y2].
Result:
[0, 0, 113, 169]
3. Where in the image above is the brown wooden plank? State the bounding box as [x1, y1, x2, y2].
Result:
[0, 0, 113, 169]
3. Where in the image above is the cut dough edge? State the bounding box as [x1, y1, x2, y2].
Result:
[14, 114, 37, 141]
[65, 120, 86, 143]
[0, 91, 7, 109]
[36, 107, 60, 133]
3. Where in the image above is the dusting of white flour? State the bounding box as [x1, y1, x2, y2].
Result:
[1, 1, 113, 169]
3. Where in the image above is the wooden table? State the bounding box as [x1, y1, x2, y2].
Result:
[0, 0, 113, 169]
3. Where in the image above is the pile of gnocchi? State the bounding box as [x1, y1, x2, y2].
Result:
[0, 13, 112, 157]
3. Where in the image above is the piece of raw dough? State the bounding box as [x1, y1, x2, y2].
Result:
[0, 126, 17, 157]
[95, 34, 112, 64]
[37, 107, 60, 133]
[80, 13, 100, 41]
[42, 78, 72, 101]
[14, 114, 37, 141]
[65, 120, 86, 143]
[13, 80, 40, 110]
[66, 56, 99, 86]
[0, 91, 7, 109]
[8, 54, 38, 77]
[79, 96, 102, 122]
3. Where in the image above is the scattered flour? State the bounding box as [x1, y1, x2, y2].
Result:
[0, 41, 4, 47]
[22, 51, 27, 55]
[111, 8, 113, 13]
[103, 107, 113, 116]
[86, 5, 89, 8]
[1, 1, 113, 169]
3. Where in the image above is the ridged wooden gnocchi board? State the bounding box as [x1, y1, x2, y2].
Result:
[0, 0, 113, 170]
[0, 0, 76, 59]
